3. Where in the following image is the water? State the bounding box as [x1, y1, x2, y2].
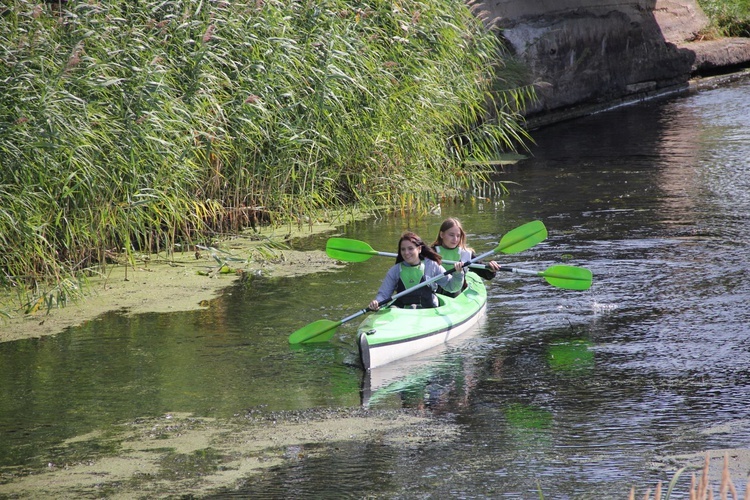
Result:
[2, 78, 750, 497]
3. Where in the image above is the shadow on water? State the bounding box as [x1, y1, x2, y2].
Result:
[2, 79, 750, 497]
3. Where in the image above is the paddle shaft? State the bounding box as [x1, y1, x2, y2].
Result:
[290, 257, 474, 344]
[373, 251, 493, 309]
[325, 236, 592, 291]
[345, 221, 544, 322]
[291, 221, 547, 343]
[367, 251, 563, 278]
[380, 257, 590, 289]
[348, 250, 500, 273]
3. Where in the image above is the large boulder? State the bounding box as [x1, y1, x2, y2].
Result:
[469, 0, 750, 125]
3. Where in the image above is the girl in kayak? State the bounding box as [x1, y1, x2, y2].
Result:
[369, 231, 465, 310]
[431, 217, 501, 297]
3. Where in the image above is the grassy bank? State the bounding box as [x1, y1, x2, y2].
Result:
[0, 0, 533, 304]
[698, 0, 750, 37]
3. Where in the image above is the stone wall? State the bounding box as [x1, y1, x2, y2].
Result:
[469, 0, 750, 126]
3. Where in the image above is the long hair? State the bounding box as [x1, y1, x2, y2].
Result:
[431, 217, 471, 251]
[395, 231, 442, 264]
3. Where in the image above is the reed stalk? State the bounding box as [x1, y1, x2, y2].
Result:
[0, 0, 534, 305]
[629, 453, 748, 500]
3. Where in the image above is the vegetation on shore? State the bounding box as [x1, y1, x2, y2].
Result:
[630, 453, 750, 500]
[0, 0, 534, 308]
[698, 0, 750, 37]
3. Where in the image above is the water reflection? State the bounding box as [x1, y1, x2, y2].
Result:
[2, 80, 750, 497]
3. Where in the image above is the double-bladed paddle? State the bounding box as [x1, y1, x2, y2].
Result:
[289, 220, 547, 344]
[326, 237, 593, 291]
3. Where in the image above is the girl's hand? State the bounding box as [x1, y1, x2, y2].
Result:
[487, 260, 501, 271]
[369, 300, 380, 311]
[454, 261, 464, 272]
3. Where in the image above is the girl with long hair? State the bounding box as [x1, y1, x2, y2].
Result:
[431, 217, 500, 297]
[369, 231, 464, 310]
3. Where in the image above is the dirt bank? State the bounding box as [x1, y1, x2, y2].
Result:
[0, 221, 349, 344]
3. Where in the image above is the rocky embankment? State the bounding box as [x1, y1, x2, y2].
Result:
[469, 0, 750, 127]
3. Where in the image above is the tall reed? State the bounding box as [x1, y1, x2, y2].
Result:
[0, 0, 534, 301]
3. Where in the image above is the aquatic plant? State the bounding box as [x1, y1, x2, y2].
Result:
[0, 0, 534, 303]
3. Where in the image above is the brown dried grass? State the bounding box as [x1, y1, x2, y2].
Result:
[630, 453, 750, 500]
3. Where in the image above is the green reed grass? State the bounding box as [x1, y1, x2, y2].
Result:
[0, 0, 534, 303]
[698, 0, 750, 37]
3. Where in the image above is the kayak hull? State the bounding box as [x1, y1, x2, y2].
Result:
[357, 272, 487, 370]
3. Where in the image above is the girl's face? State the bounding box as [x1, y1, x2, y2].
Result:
[440, 226, 462, 250]
[400, 240, 422, 265]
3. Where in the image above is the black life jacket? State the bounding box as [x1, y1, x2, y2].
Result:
[393, 262, 435, 308]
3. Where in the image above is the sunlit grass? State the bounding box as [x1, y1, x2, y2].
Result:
[698, 0, 750, 38]
[0, 0, 535, 307]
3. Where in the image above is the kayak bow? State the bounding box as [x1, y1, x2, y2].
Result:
[357, 272, 487, 370]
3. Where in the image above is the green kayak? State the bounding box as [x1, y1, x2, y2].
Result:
[357, 271, 487, 370]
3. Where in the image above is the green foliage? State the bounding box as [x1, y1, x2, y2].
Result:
[698, 0, 750, 37]
[0, 0, 534, 297]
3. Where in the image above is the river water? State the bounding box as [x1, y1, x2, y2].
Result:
[2, 78, 750, 498]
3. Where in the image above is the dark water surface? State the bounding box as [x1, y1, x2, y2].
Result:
[2, 79, 750, 498]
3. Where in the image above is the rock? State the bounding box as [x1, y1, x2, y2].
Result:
[684, 38, 750, 72]
[469, 0, 750, 127]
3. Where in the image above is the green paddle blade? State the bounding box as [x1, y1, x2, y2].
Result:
[326, 238, 377, 262]
[289, 319, 341, 344]
[497, 220, 547, 254]
[542, 265, 593, 291]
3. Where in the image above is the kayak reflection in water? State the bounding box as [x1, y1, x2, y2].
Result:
[369, 231, 464, 310]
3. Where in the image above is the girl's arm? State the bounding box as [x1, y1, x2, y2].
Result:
[370, 265, 400, 309]
[425, 260, 464, 294]
[469, 251, 498, 280]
